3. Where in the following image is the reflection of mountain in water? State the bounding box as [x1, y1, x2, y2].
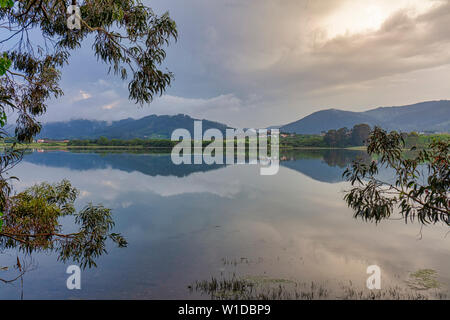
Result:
[23, 151, 226, 178]
[280, 150, 369, 183]
[22, 149, 369, 183]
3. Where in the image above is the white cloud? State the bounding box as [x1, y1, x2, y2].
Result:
[102, 101, 120, 110]
[71, 90, 92, 103]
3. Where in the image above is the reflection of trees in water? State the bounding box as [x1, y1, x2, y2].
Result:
[26, 149, 371, 182]
[322, 150, 370, 168]
[23, 151, 226, 178]
[280, 149, 371, 184]
[280, 149, 369, 168]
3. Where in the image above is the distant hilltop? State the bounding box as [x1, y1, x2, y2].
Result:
[21, 100, 450, 140]
[35, 114, 231, 140]
[280, 100, 450, 134]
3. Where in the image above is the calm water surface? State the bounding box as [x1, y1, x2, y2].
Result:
[0, 149, 448, 299]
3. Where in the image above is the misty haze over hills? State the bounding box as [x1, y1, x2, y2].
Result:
[31, 100, 449, 139]
[35, 114, 230, 140]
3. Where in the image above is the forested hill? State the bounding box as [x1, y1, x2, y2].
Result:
[280, 100, 450, 134]
[24, 100, 450, 140]
[35, 114, 231, 139]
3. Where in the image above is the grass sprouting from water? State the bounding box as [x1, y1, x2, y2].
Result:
[189, 274, 448, 300]
[406, 269, 441, 291]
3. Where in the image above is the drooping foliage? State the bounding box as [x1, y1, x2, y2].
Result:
[1, 0, 177, 143]
[0, 0, 177, 276]
[0, 180, 127, 268]
[343, 127, 449, 225]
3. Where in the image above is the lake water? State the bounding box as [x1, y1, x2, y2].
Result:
[0, 149, 449, 299]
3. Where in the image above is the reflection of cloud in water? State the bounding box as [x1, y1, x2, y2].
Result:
[11, 162, 244, 200]
[4, 150, 449, 299]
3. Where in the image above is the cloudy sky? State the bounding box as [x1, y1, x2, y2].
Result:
[36, 0, 450, 127]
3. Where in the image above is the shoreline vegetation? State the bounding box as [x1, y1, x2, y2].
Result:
[0, 144, 367, 151]
[0, 132, 447, 151]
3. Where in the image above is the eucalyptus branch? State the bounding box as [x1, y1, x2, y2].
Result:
[344, 127, 449, 226]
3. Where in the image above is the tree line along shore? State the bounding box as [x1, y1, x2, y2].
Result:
[1, 131, 447, 150]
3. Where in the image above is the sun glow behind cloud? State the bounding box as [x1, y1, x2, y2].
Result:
[38, 0, 450, 127]
[322, 0, 445, 39]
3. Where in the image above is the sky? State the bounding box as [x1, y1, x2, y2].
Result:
[12, 0, 450, 127]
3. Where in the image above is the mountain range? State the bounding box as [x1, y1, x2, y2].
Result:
[280, 100, 450, 134]
[35, 114, 230, 140]
[32, 100, 449, 139]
